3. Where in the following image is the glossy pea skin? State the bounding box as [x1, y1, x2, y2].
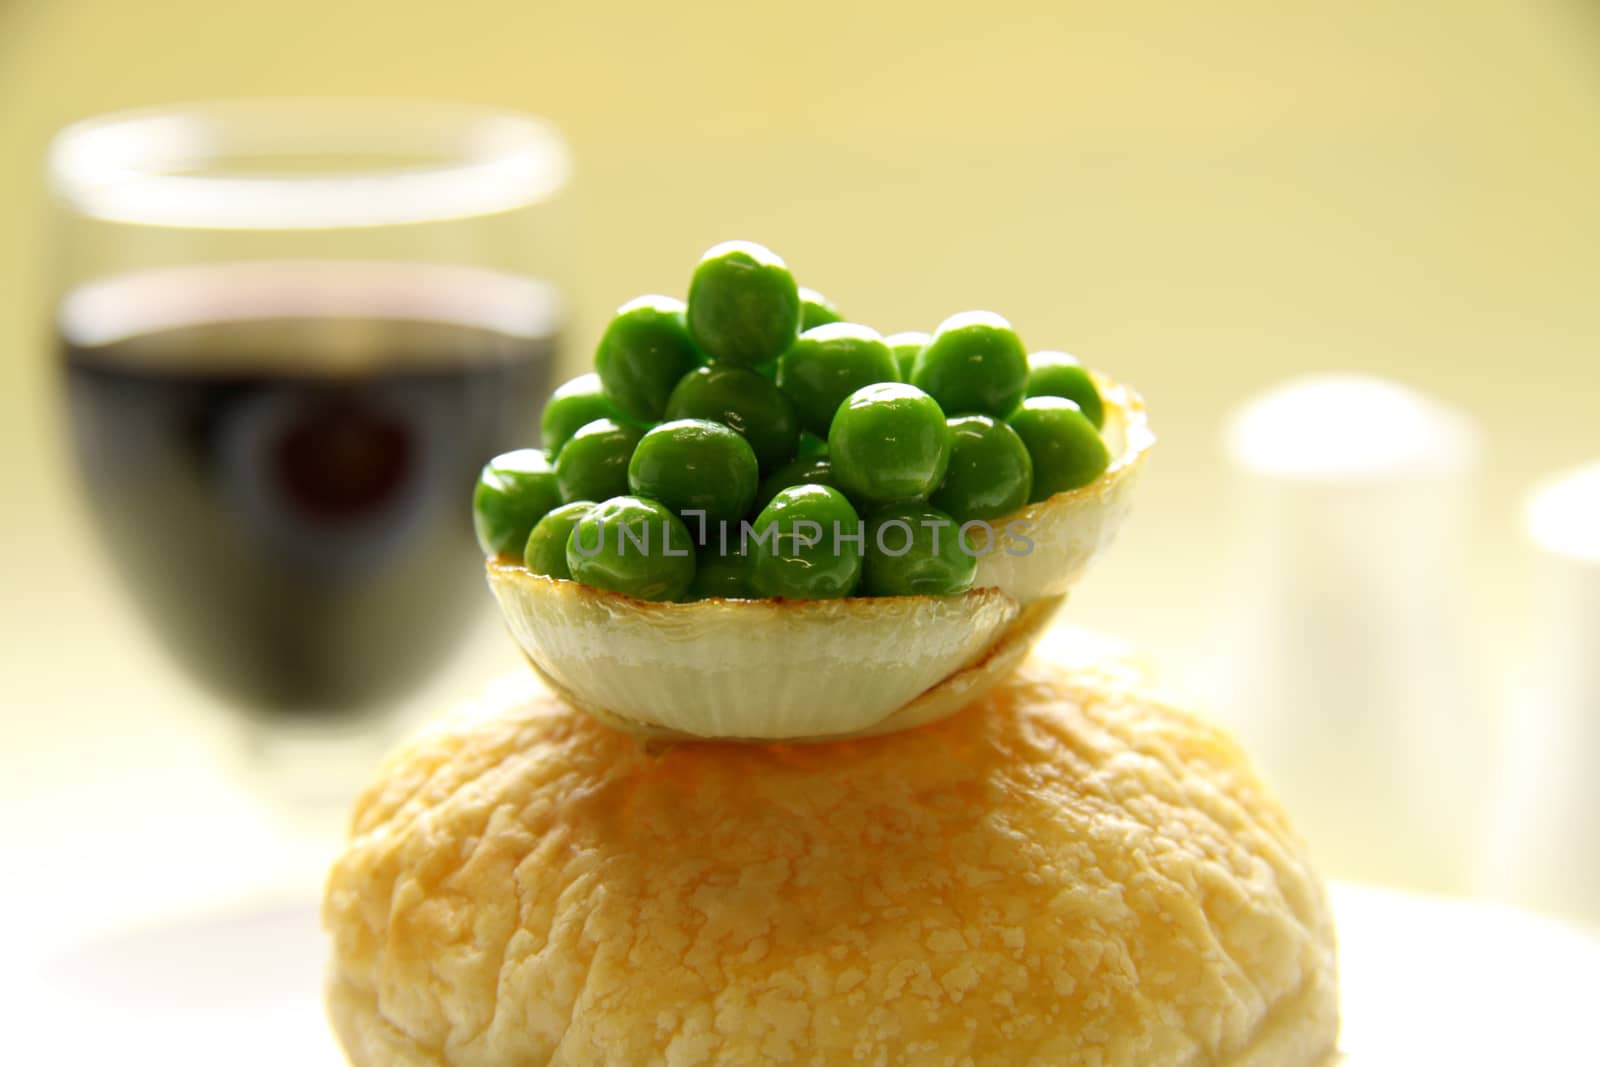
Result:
[627, 419, 759, 531]
[862, 505, 976, 597]
[753, 455, 833, 513]
[686, 241, 801, 366]
[664, 364, 800, 473]
[473, 449, 562, 558]
[566, 495, 696, 602]
[555, 418, 645, 503]
[687, 535, 755, 600]
[885, 330, 930, 383]
[910, 310, 1029, 417]
[1008, 396, 1110, 502]
[595, 295, 702, 421]
[799, 287, 843, 330]
[523, 500, 595, 579]
[749, 484, 863, 600]
[541, 373, 623, 457]
[930, 414, 1033, 522]
[1026, 351, 1104, 429]
[828, 382, 952, 507]
[775, 323, 900, 435]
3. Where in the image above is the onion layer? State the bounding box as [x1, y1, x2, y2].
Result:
[489, 569, 1019, 739]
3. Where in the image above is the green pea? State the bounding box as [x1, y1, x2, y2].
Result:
[799, 287, 843, 330]
[473, 449, 561, 559]
[1008, 397, 1110, 502]
[775, 323, 900, 435]
[541, 373, 623, 457]
[910, 310, 1029, 417]
[885, 330, 930, 383]
[796, 431, 829, 459]
[566, 495, 696, 602]
[929, 414, 1033, 522]
[687, 535, 755, 600]
[862, 505, 976, 597]
[595, 295, 702, 421]
[1026, 351, 1104, 429]
[749, 484, 863, 600]
[828, 382, 952, 507]
[686, 241, 801, 366]
[664, 365, 800, 473]
[523, 500, 595, 579]
[753, 455, 833, 513]
[555, 418, 644, 503]
[627, 419, 759, 532]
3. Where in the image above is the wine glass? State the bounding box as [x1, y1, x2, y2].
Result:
[47, 101, 571, 801]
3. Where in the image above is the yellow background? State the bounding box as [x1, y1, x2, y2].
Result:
[1, 0, 1598, 916]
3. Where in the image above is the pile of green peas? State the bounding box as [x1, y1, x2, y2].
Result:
[473, 240, 1112, 603]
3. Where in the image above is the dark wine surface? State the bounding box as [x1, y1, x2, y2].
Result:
[60, 262, 560, 716]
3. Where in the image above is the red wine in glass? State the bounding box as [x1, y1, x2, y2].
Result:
[61, 261, 559, 719]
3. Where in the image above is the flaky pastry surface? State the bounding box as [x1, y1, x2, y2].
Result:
[325, 647, 1337, 1066]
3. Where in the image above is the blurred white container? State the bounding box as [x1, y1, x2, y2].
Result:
[1214, 375, 1482, 893]
[1480, 462, 1600, 921]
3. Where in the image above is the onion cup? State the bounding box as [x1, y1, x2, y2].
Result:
[487, 374, 1151, 741]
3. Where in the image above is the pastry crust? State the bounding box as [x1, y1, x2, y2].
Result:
[324, 646, 1338, 1066]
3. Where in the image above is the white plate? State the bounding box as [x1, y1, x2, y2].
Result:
[27, 901, 341, 1066]
[21, 884, 1600, 1064]
[1331, 883, 1600, 1063]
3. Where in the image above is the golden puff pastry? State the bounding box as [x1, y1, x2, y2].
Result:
[324, 647, 1337, 1066]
